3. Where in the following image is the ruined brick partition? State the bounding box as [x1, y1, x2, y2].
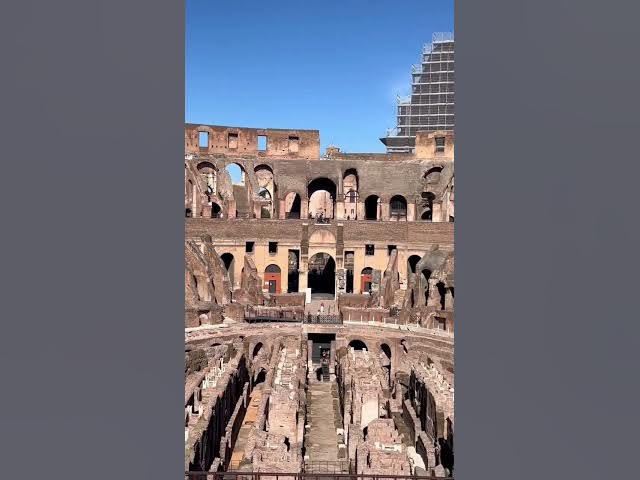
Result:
[185, 124, 455, 478]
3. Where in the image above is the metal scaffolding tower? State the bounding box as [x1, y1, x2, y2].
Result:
[380, 32, 455, 153]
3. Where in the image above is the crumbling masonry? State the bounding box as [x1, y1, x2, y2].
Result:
[185, 121, 455, 477]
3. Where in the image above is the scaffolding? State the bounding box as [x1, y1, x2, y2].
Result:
[381, 32, 455, 153]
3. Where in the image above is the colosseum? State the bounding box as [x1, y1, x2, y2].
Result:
[184, 124, 455, 478]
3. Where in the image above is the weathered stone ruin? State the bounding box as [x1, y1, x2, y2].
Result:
[185, 123, 455, 478]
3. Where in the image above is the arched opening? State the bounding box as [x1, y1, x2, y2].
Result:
[343, 169, 359, 219]
[287, 250, 299, 293]
[408, 255, 421, 275]
[360, 267, 373, 294]
[257, 187, 272, 218]
[254, 164, 273, 175]
[422, 269, 432, 305]
[308, 178, 337, 219]
[400, 339, 409, 354]
[364, 195, 380, 220]
[348, 339, 368, 351]
[185, 208, 192, 218]
[345, 251, 354, 293]
[211, 202, 221, 218]
[221, 253, 235, 286]
[255, 165, 274, 218]
[226, 163, 245, 185]
[343, 190, 359, 220]
[390, 195, 408, 220]
[264, 264, 281, 294]
[421, 192, 435, 221]
[254, 368, 267, 386]
[252, 342, 264, 358]
[437, 282, 447, 310]
[380, 343, 392, 386]
[197, 162, 217, 205]
[307, 253, 336, 297]
[424, 166, 443, 183]
[381, 343, 391, 360]
[284, 192, 301, 219]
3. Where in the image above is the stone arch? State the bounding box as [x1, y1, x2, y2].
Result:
[211, 202, 221, 218]
[308, 177, 337, 219]
[225, 162, 246, 185]
[348, 339, 368, 351]
[364, 195, 380, 220]
[220, 253, 235, 286]
[284, 191, 302, 219]
[307, 252, 336, 297]
[408, 255, 422, 275]
[252, 342, 264, 358]
[360, 267, 373, 294]
[380, 343, 392, 385]
[254, 163, 274, 175]
[343, 168, 359, 219]
[264, 264, 281, 294]
[255, 164, 275, 218]
[196, 161, 216, 173]
[380, 343, 392, 360]
[421, 268, 432, 305]
[197, 162, 217, 200]
[390, 195, 408, 219]
[254, 368, 267, 385]
[424, 166, 443, 183]
[436, 281, 447, 310]
[420, 192, 436, 221]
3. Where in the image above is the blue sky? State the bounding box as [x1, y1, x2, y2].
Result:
[186, 0, 453, 154]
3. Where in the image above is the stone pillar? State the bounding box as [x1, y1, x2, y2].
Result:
[193, 387, 200, 414]
[279, 199, 286, 219]
[381, 202, 389, 221]
[329, 340, 336, 375]
[427, 279, 440, 308]
[191, 184, 197, 215]
[336, 201, 345, 219]
[307, 340, 313, 377]
[377, 200, 382, 220]
[357, 201, 365, 220]
[301, 199, 309, 219]
[298, 265, 308, 293]
[432, 202, 443, 222]
[445, 289, 454, 310]
[407, 203, 416, 221]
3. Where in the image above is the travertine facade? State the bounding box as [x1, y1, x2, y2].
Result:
[185, 123, 455, 477]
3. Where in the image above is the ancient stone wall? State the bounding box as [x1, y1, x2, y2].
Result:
[185, 124, 320, 159]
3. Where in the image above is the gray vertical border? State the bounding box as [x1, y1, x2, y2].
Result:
[0, 1, 184, 478]
[457, 0, 640, 478]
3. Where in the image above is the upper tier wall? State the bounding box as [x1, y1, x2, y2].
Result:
[186, 124, 320, 159]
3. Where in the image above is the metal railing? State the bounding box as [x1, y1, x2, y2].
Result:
[304, 313, 342, 325]
[244, 309, 304, 323]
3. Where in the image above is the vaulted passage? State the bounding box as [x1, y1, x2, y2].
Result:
[364, 195, 379, 220]
[308, 253, 335, 297]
